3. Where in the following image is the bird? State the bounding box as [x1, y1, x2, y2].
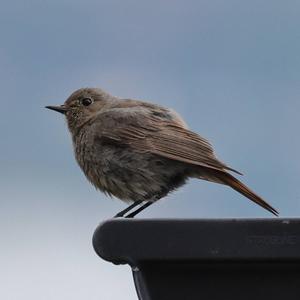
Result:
[46, 87, 278, 218]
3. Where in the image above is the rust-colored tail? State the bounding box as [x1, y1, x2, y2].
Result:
[214, 171, 279, 216]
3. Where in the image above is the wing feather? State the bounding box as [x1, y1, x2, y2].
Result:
[94, 107, 241, 175]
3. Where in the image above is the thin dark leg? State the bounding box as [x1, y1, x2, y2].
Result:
[125, 201, 154, 218]
[114, 201, 142, 218]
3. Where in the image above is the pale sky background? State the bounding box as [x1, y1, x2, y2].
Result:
[1, 0, 300, 299]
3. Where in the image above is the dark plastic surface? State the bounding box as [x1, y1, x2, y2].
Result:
[93, 219, 300, 300]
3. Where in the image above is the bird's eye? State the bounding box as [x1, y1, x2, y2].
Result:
[81, 98, 93, 106]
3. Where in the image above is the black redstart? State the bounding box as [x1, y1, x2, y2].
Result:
[46, 88, 278, 218]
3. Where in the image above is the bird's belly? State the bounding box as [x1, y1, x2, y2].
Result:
[77, 146, 187, 202]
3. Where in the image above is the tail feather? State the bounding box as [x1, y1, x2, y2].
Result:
[214, 171, 279, 216]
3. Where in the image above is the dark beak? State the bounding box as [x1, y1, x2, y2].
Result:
[45, 105, 68, 114]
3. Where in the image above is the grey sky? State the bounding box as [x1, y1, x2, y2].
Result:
[1, 1, 300, 299]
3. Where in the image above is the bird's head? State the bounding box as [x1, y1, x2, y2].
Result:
[46, 88, 116, 133]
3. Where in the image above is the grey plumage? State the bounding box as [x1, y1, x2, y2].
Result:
[46, 87, 278, 217]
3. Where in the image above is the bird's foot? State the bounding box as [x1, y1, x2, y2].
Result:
[113, 201, 142, 218]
